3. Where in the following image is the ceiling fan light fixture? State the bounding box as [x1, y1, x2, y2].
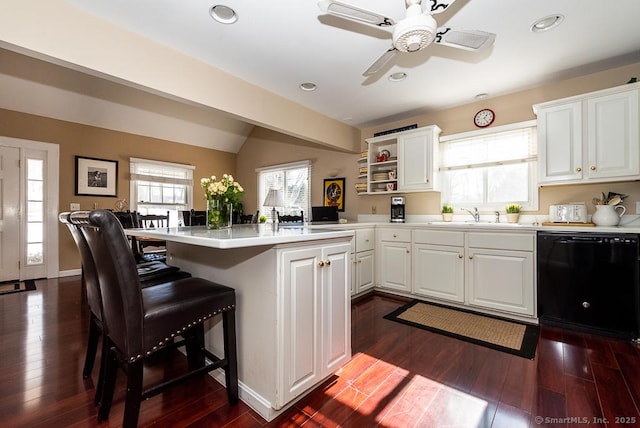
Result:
[299, 82, 317, 91]
[209, 5, 238, 24]
[531, 14, 564, 33]
[392, 8, 436, 52]
[388, 72, 407, 82]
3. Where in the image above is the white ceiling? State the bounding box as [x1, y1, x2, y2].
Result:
[62, 0, 640, 129]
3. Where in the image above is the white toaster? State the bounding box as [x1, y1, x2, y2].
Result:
[548, 203, 588, 223]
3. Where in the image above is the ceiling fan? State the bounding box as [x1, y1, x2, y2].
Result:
[318, 0, 496, 76]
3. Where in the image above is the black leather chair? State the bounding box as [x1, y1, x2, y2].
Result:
[59, 212, 191, 405]
[69, 210, 238, 427]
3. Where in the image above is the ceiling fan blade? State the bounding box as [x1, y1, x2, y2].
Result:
[363, 47, 398, 76]
[424, 0, 459, 15]
[433, 27, 496, 51]
[318, 0, 395, 27]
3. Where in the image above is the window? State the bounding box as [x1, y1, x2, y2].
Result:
[130, 158, 195, 227]
[257, 160, 311, 222]
[26, 157, 44, 265]
[439, 121, 538, 211]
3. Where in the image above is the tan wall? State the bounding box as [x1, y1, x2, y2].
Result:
[236, 127, 361, 221]
[0, 108, 237, 271]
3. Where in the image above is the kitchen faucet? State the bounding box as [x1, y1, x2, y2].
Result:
[462, 207, 480, 222]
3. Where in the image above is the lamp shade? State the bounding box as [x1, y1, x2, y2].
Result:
[263, 188, 284, 208]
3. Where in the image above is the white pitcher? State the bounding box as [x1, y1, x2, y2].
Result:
[591, 204, 625, 226]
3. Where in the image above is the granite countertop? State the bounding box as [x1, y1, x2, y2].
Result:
[124, 223, 354, 249]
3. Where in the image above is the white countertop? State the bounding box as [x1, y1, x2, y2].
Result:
[125, 224, 354, 249]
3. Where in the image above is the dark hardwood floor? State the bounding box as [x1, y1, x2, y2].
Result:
[1, 277, 639, 427]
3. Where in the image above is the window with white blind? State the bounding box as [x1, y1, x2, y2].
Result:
[129, 158, 195, 226]
[439, 121, 538, 211]
[257, 160, 311, 222]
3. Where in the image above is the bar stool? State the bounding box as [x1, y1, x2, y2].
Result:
[59, 212, 191, 405]
[70, 210, 238, 427]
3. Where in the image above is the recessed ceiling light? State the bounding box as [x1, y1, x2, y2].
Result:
[300, 82, 317, 91]
[475, 93, 489, 100]
[210, 5, 238, 24]
[531, 14, 564, 33]
[388, 72, 407, 82]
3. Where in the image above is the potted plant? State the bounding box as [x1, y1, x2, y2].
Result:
[506, 203, 521, 223]
[441, 204, 454, 222]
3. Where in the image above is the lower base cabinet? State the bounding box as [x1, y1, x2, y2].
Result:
[278, 242, 351, 407]
[412, 229, 536, 318]
[377, 228, 412, 292]
[353, 249, 375, 295]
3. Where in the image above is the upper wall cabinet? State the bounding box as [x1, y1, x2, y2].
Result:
[363, 125, 441, 194]
[534, 82, 640, 185]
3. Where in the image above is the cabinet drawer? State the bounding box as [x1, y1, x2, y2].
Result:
[468, 232, 534, 251]
[356, 229, 375, 252]
[413, 229, 464, 246]
[377, 228, 411, 242]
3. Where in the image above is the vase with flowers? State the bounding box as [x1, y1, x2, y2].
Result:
[201, 174, 244, 229]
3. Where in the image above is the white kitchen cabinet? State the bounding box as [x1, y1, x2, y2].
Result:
[397, 126, 441, 191]
[278, 242, 351, 406]
[412, 230, 465, 303]
[466, 232, 535, 316]
[351, 228, 375, 296]
[535, 83, 640, 185]
[363, 125, 441, 194]
[376, 228, 411, 293]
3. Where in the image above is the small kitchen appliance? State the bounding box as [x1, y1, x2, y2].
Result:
[548, 203, 588, 223]
[390, 196, 405, 223]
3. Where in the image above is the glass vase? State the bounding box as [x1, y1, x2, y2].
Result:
[206, 199, 232, 230]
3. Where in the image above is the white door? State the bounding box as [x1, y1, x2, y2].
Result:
[0, 146, 21, 282]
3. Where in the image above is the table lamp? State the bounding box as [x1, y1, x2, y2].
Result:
[263, 188, 284, 224]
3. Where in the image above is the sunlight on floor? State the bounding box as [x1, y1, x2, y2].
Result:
[23, 292, 43, 409]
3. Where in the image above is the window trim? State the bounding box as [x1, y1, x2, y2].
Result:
[129, 158, 195, 224]
[256, 160, 311, 221]
[439, 120, 538, 212]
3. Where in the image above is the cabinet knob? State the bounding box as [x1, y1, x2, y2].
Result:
[576, 167, 582, 172]
[458, 253, 463, 259]
[590, 166, 596, 171]
[318, 261, 325, 267]
[469, 255, 473, 260]
[406, 249, 410, 254]
[582, 301, 591, 309]
[325, 259, 331, 266]
[393, 234, 397, 238]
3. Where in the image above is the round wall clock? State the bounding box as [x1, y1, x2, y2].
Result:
[473, 108, 495, 128]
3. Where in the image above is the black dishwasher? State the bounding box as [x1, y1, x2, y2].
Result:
[537, 231, 640, 340]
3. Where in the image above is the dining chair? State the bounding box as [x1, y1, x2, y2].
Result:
[277, 210, 304, 223]
[131, 211, 169, 261]
[70, 210, 238, 427]
[59, 212, 192, 405]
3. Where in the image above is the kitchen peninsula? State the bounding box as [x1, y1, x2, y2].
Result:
[125, 224, 354, 421]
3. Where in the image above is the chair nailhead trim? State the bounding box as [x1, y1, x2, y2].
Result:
[128, 304, 235, 362]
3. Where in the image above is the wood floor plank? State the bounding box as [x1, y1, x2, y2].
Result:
[591, 362, 640, 424]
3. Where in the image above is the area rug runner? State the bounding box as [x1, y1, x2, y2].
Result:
[384, 300, 539, 359]
[0, 279, 36, 296]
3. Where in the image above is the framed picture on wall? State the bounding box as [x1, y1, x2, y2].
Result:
[75, 156, 118, 197]
[323, 177, 345, 212]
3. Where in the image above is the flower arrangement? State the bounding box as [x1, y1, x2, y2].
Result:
[200, 174, 244, 229]
[506, 203, 521, 214]
[201, 174, 244, 206]
[441, 204, 454, 214]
